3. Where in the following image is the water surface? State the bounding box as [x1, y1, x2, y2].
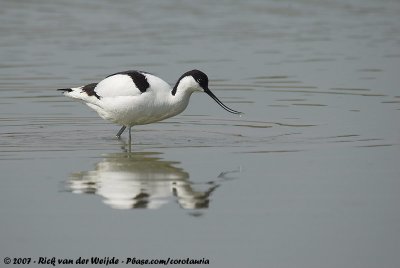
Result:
[1, 0, 400, 267]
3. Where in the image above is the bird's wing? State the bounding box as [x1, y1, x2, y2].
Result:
[94, 70, 151, 98]
[59, 71, 171, 104]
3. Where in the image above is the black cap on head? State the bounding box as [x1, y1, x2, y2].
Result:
[172, 69, 208, 95]
[173, 70, 242, 115]
[187, 69, 209, 89]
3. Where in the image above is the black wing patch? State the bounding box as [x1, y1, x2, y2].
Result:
[81, 83, 100, 99]
[107, 70, 150, 93]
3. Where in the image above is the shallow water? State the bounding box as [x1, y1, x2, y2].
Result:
[1, 0, 400, 267]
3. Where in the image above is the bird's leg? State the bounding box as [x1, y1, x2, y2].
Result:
[128, 126, 132, 152]
[116, 126, 126, 138]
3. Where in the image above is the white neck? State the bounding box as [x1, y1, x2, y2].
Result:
[163, 75, 200, 120]
[171, 85, 194, 112]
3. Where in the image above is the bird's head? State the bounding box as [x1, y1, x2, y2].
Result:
[173, 69, 242, 115]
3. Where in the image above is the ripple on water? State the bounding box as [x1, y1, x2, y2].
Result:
[0, 62, 398, 159]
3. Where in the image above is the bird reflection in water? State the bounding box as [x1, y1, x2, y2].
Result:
[65, 152, 236, 211]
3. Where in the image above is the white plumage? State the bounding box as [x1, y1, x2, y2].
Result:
[58, 69, 242, 146]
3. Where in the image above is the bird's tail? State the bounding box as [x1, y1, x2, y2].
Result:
[57, 88, 73, 92]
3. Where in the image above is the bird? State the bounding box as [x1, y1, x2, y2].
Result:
[58, 69, 242, 147]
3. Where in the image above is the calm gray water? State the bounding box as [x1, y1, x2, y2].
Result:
[1, 0, 400, 267]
